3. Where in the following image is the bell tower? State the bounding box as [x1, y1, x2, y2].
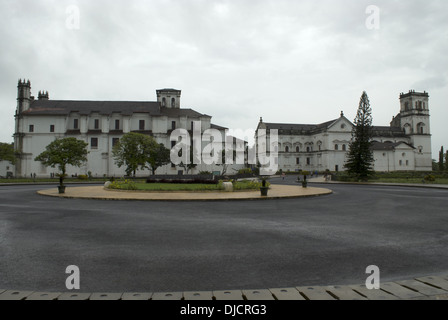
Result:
[156, 89, 181, 109]
[399, 90, 432, 171]
[17, 79, 32, 113]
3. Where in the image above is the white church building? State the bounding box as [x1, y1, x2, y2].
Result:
[256, 90, 432, 173]
[13, 80, 246, 178]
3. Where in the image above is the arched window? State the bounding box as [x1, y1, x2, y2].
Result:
[171, 98, 176, 108]
[342, 144, 346, 151]
[335, 144, 339, 151]
[417, 123, 425, 134]
[296, 146, 300, 153]
[306, 146, 310, 152]
[285, 146, 289, 153]
[162, 97, 166, 107]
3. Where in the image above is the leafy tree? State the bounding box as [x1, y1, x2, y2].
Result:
[0, 142, 15, 164]
[217, 148, 236, 176]
[147, 143, 171, 175]
[439, 146, 445, 172]
[112, 132, 158, 177]
[446, 150, 448, 173]
[35, 138, 88, 189]
[344, 91, 375, 181]
[178, 142, 199, 175]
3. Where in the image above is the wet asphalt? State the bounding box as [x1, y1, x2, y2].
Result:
[0, 178, 447, 293]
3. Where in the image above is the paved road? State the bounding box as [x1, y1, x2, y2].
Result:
[0, 179, 447, 293]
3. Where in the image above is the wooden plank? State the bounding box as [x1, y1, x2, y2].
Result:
[350, 285, 398, 300]
[183, 291, 214, 300]
[395, 280, 448, 296]
[380, 282, 424, 299]
[0, 290, 34, 300]
[90, 292, 123, 300]
[416, 276, 448, 291]
[121, 292, 153, 300]
[296, 286, 336, 300]
[325, 286, 367, 300]
[242, 289, 275, 300]
[213, 290, 244, 300]
[25, 292, 62, 300]
[57, 292, 92, 300]
[269, 288, 306, 300]
[151, 292, 183, 300]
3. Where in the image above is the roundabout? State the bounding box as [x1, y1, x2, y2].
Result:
[1, 178, 448, 298]
[36, 184, 333, 201]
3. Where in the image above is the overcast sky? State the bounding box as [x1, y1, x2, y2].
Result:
[1, 0, 447, 158]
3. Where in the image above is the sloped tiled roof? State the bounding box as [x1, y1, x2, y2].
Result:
[22, 100, 208, 118]
[371, 141, 415, 151]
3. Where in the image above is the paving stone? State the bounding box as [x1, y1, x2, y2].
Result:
[121, 292, 153, 300]
[380, 282, 424, 299]
[296, 286, 336, 300]
[242, 289, 275, 300]
[416, 276, 448, 291]
[0, 290, 34, 300]
[325, 285, 367, 300]
[183, 291, 214, 300]
[213, 290, 244, 300]
[57, 292, 92, 300]
[269, 288, 306, 300]
[151, 292, 183, 300]
[395, 280, 448, 296]
[349, 285, 399, 300]
[90, 292, 123, 300]
[25, 292, 62, 300]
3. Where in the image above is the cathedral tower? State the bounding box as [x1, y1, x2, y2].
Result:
[156, 89, 181, 109]
[399, 90, 432, 171]
[17, 79, 32, 113]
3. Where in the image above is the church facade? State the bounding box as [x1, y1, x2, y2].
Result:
[13, 80, 246, 178]
[256, 90, 432, 173]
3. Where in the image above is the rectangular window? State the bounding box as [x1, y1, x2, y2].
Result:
[306, 157, 311, 165]
[399, 160, 403, 166]
[296, 158, 300, 165]
[139, 120, 145, 130]
[50, 125, 55, 133]
[115, 119, 120, 130]
[171, 121, 176, 130]
[91, 138, 98, 149]
[112, 138, 120, 147]
[406, 160, 409, 166]
[74, 119, 79, 129]
[29, 125, 34, 132]
[94, 119, 100, 130]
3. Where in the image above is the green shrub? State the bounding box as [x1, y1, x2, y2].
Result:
[424, 174, 436, 182]
[78, 175, 89, 180]
[238, 168, 253, 175]
[108, 179, 137, 190]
